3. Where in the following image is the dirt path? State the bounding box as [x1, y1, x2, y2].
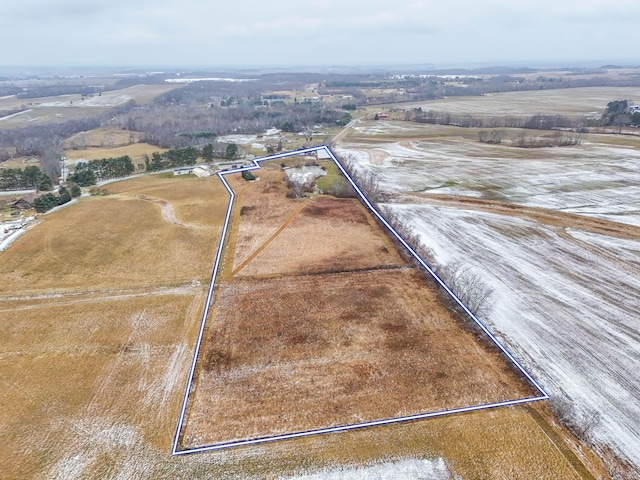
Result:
[231, 200, 309, 276]
[400, 192, 640, 240]
[110, 193, 207, 229]
[0, 284, 200, 312]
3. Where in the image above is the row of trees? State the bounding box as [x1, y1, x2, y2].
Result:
[33, 185, 81, 213]
[66, 142, 238, 187]
[0, 165, 53, 191]
[406, 108, 588, 131]
[145, 142, 239, 171]
[69, 156, 135, 186]
[145, 147, 200, 171]
[478, 130, 582, 148]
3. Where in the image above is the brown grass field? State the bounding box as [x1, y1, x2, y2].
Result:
[0, 159, 609, 478]
[184, 269, 538, 445]
[64, 142, 166, 167]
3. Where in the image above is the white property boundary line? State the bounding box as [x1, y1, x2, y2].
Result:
[171, 145, 548, 455]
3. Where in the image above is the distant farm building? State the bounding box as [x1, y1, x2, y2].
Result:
[10, 192, 46, 210]
[173, 165, 212, 177]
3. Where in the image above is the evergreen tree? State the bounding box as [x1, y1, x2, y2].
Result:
[33, 193, 60, 213]
[202, 143, 214, 162]
[58, 186, 72, 205]
[226, 143, 238, 160]
[69, 164, 96, 186]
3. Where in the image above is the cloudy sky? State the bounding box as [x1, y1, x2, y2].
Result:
[1, 0, 639, 68]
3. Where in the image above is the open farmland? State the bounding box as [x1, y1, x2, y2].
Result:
[0, 174, 228, 478]
[64, 143, 166, 166]
[0, 84, 178, 128]
[0, 150, 611, 478]
[399, 86, 640, 117]
[336, 99, 640, 476]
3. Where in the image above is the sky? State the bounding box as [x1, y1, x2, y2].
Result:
[1, 0, 640, 69]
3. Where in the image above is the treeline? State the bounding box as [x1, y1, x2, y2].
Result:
[0, 166, 53, 191]
[405, 109, 588, 131]
[0, 107, 29, 118]
[145, 147, 200, 171]
[33, 185, 81, 213]
[69, 156, 135, 186]
[114, 102, 350, 149]
[478, 130, 582, 148]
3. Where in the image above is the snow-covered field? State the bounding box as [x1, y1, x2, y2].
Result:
[336, 134, 640, 470]
[340, 140, 640, 226]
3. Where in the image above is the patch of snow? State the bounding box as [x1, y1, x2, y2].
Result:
[281, 457, 455, 480]
[0, 227, 27, 251]
[218, 133, 261, 145]
[337, 130, 640, 467]
[284, 165, 327, 185]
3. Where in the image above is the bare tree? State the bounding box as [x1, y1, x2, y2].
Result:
[437, 261, 495, 318]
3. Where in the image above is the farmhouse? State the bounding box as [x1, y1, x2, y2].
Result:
[10, 192, 45, 210]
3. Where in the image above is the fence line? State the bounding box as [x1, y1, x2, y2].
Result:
[171, 145, 547, 455]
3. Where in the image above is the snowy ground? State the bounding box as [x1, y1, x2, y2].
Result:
[219, 128, 283, 145]
[282, 458, 454, 480]
[339, 140, 640, 226]
[0, 216, 35, 251]
[336, 136, 640, 470]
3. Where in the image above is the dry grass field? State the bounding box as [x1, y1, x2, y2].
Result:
[184, 269, 538, 446]
[63, 127, 168, 167]
[0, 176, 224, 296]
[64, 127, 142, 149]
[0, 173, 237, 478]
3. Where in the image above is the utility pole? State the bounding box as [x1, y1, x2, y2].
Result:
[60, 157, 67, 184]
